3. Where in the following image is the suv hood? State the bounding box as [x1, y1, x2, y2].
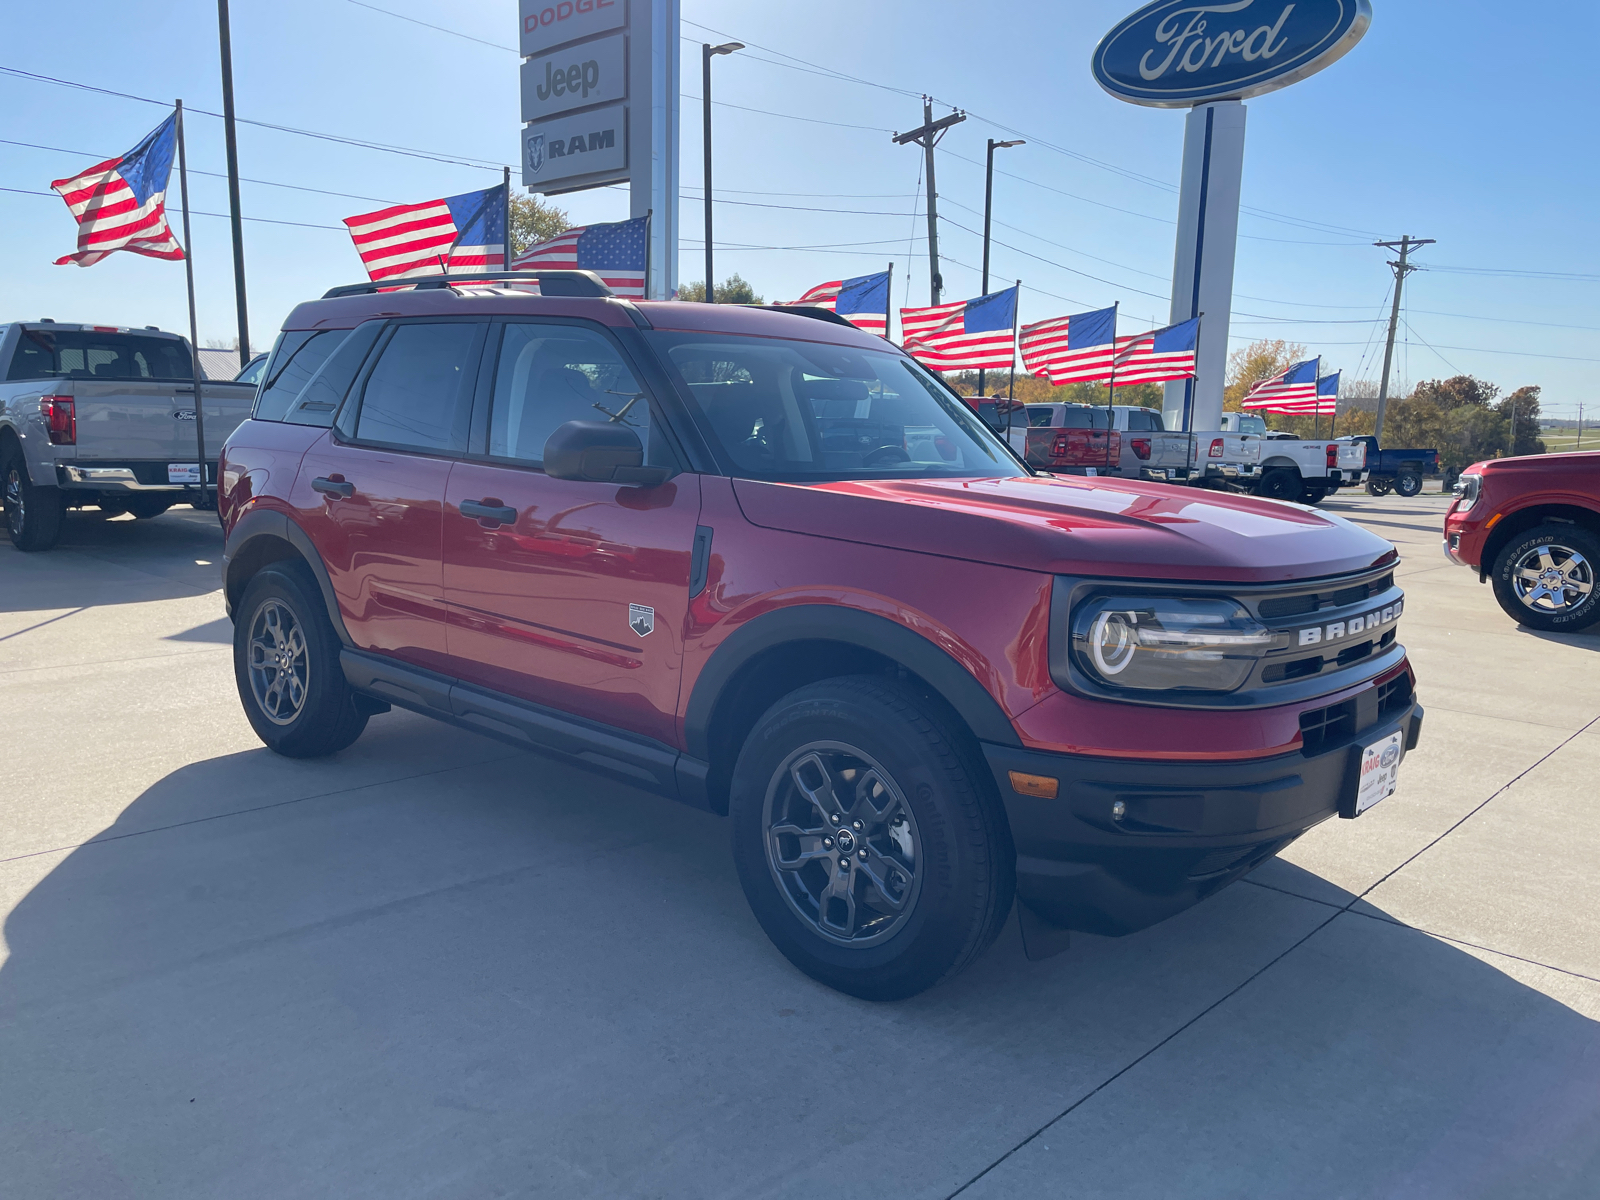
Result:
[732, 475, 1396, 583]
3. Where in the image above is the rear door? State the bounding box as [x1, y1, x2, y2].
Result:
[441, 319, 700, 746]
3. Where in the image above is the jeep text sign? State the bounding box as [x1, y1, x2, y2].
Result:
[524, 100, 627, 189]
[519, 0, 624, 58]
[521, 30, 626, 121]
[1092, 0, 1372, 107]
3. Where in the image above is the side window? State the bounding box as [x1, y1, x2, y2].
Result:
[488, 322, 663, 466]
[352, 323, 478, 452]
[254, 330, 345, 421]
[287, 323, 384, 429]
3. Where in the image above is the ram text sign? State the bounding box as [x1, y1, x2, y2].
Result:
[1092, 0, 1372, 107]
[524, 101, 627, 190]
[519, 0, 625, 57]
[522, 30, 626, 121]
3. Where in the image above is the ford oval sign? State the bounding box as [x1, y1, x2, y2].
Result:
[1092, 1, 1372, 108]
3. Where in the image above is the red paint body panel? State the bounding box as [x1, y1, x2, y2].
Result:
[217, 418, 325, 527]
[1444, 451, 1600, 569]
[442, 462, 701, 745]
[291, 432, 452, 675]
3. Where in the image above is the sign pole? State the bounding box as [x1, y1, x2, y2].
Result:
[174, 100, 209, 511]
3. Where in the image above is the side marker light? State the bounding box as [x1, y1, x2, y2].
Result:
[1008, 771, 1060, 800]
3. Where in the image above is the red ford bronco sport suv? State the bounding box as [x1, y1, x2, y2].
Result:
[1445, 451, 1600, 631]
[219, 272, 1423, 1000]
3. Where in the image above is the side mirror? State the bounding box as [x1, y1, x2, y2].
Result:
[543, 420, 670, 486]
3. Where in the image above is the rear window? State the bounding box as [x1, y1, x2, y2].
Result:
[1058, 408, 1111, 430]
[7, 328, 192, 382]
[1027, 406, 1056, 427]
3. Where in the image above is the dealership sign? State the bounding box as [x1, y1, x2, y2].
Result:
[1092, 0, 1372, 107]
[521, 30, 626, 121]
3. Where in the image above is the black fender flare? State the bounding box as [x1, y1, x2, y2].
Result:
[682, 604, 1022, 760]
[222, 507, 353, 646]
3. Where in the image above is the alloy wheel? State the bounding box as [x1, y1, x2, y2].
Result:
[247, 598, 310, 725]
[763, 741, 923, 947]
[4, 467, 23, 537]
[1511, 543, 1594, 615]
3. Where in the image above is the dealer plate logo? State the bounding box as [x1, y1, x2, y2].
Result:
[628, 603, 654, 638]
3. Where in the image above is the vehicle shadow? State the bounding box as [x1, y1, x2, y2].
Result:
[1, 743, 1595, 1198]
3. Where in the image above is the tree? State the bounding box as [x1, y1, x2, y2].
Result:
[1498, 385, 1545, 457]
[509, 194, 570, 256]
[1224, 339, 1308, 409]
[1412, 374, 1500, 411]
[679, 273, 763, 304]
[944, 371, 1162, 409]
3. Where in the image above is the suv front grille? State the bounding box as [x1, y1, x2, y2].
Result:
[1298, 670, 1414, 755]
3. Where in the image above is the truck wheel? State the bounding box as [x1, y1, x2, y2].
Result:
[2, 446, 64, 552]
[125, 495, 175, 520]
[1491, 525, 1600, 632]
[1256, 469, 1301, 501]
[1300, 485, 1330, 505]
[729, 675, 1014, 1001]
[1395, 472, 1423, 498]
[1365, 478, 1392, 497]
[233, 562, 370, 756]
[97, 500, 129, 517]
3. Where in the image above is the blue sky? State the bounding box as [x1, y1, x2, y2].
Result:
[2, 0, 1595, 416]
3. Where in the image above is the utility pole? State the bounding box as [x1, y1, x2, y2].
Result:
[217, 0, 250, 368]
[894, 99, 965, 306]
[1578, 402, 1585, 452]
[701, 41, 743, 302]
[1372, 234, 1434, 443]
[976, 136, 1023, 396]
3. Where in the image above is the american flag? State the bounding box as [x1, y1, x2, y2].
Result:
[51, 112, 183, 267]
[900, 286, 1018, 370]
[1020, 305, 1117, 384]
[343, 183, 507, 283]
[1108, 317, 1199, 386]
[1242, 358, 1321, 408]
[777, 271, 890, 336]
[511, 215, 649, 298]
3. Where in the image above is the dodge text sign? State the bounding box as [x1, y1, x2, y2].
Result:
[518, 0, 625, 58]
[521, 30, 626, 121]
[523, 101, 628, 190]
[1092, 0, 1372, 107]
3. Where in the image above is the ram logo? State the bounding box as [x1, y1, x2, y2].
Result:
[527, 134, 546, 174]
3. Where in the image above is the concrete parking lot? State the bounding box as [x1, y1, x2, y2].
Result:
[3, 490, 1597, 1199]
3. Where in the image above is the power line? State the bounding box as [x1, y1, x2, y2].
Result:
[0, 184, 344, 231]
[682, 94, 894, 134]
[346, 0, 516, 53]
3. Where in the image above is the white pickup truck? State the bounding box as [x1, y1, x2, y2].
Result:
[0, 322, 257, 550]
[1217, 412, 1366, 504]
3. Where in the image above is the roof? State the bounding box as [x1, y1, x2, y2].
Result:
[198, 348, 248, 380]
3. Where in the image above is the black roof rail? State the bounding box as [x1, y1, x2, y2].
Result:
[758, 304, 860, 329]
[320, 270, 613, 299]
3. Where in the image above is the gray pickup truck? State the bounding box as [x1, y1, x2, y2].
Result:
[0, 322, 257, 550]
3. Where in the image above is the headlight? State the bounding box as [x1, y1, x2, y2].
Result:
[1071, 595, 1280, 692]
[1452, 473, 1481, 512]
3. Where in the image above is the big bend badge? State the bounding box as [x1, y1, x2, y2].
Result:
[628, 603, 654, 638]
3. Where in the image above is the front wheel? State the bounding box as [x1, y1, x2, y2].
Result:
[1491, 525, 1600, 631]
[1394, 471, 1423, 498]
[233, 562, 370, 756]
[2, 446, 63, 551]
[729, 676, 1014, 1001]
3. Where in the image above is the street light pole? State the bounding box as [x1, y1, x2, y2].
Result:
[977, 137, 1023, 396]
[701, 41, 742, 302]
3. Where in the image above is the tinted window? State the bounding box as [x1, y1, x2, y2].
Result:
[254, 330, 346, 421]
[1027, 406, 1056, 428]
[7, 329, 192, 382]
[288, 323, 384, 429]
[234, 355, 267, 386]
[649, 332, 1019, 482]
[353, 323, 476, 452]
[489, 323, 664, 465]
[1124, 408, 1157, 431]
[1059, 408, 1111, 430]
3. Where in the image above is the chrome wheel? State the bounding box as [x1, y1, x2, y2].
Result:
[763, 742, 922, 947]
[4, 467, 23, 537]
[1511, 543, 1594, 614]
[247, 598, 310, 725]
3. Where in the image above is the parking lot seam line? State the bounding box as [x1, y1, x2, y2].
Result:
[0, 646, 232, 676]
[1240, 875, 1348, 910]
[0, 751, 526, 866]
[1408, 701, 1593, 732]
[0, 607, 90, 642]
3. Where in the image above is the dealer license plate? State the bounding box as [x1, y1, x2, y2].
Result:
[1355, 731, 1403, 814]
[168, 463, 201, 483]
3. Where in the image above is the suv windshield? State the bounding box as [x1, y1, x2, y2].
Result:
[647, 332, 1022, 482]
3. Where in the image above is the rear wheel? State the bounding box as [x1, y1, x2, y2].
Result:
[1490, 525, 1600, 631]
[1366, 478, 1393, 497]
[2, 445, 63, 551]
[233, 562, 370, 756]
[1256, 469, 1302, 501]
[125, 495, 175, 520]
[729, 676, 1014, 1001]
[1300, 485, 1330, 505]
[1394, 471, 1423, 497]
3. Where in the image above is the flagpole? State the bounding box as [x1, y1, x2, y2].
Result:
[174, 100, 209, 511]
[884, 262, 894, 340]
[502, 167, 512, 270]
[1104, 302, 1118, 474]
[1007, 280, 1020, 413]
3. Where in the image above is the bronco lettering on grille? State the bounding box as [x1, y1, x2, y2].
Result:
[1296, 599, 1403, 647]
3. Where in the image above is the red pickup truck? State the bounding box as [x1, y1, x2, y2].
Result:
[1444, 451, 1600, 630]
[218, 272, 1423, 999]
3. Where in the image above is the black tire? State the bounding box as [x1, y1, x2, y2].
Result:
[97, 500, 129, 517]
[729, 675, 1014, 1001]
[1365, 478, 1392, 497]
[2, 444, 64, 551]
[1490, 524, 1600, 632]
[1255, 468, 1301, 501]
[1299, 485, 1330, 505]
[124, 495, 175, 520]
[1394, 472, 1423, 498]
[233, 562, 370, 756]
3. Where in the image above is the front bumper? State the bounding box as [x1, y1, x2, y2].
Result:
[984, 698, 1424, 937]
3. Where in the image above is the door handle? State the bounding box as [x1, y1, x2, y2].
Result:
[312, 476, 354, 499]
[460, 498, 517, 525]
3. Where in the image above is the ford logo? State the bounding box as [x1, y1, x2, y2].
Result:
[1380, 744, 1399, 768]
[1092, 0, 1372, 108]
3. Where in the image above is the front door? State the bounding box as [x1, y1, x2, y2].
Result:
[442, 320, 700, 747]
